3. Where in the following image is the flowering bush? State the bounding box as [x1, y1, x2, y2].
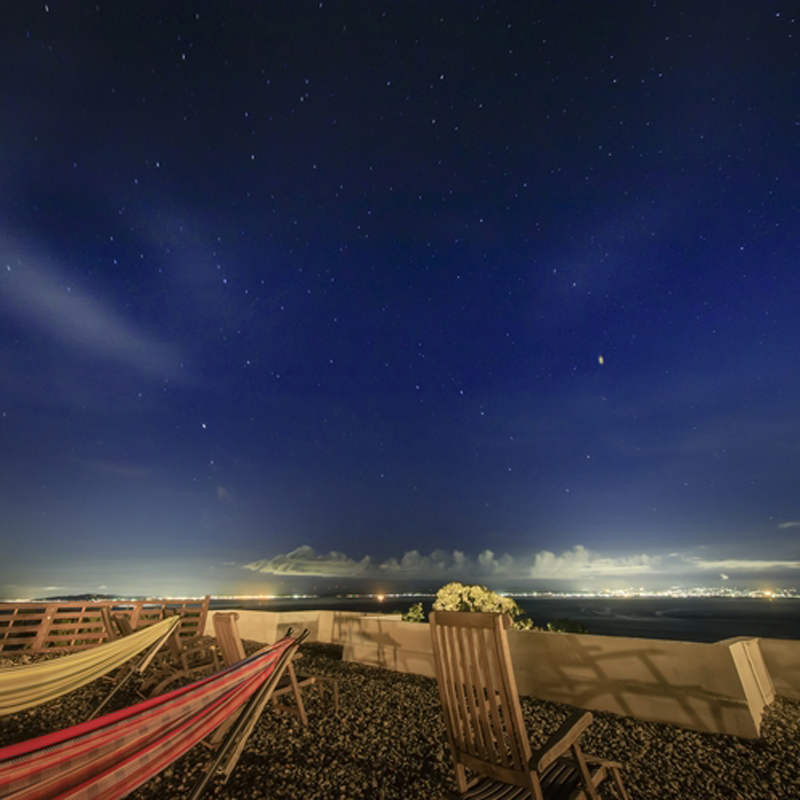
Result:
[401, 601, 425, 623]
[431, 582, 536, 630]
[547, 618, 588, 633]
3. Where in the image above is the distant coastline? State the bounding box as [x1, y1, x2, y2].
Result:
[7, 589, 799, 644]
[16, 585, 800, 604]
[219, 593, 800, 644]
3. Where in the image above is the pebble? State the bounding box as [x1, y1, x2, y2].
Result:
[2, 641, 799, 798]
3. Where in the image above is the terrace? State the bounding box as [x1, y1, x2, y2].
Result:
[1, 607, 799, 798]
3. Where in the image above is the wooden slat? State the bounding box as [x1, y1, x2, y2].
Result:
[470, 626, 499, 764]
[0, 597, 212, 653]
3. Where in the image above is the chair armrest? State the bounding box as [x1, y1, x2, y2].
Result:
[530, 710, 593, 773]
[179, 639, 218, 671]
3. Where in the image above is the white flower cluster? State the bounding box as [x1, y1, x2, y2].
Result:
[432, 582, 536, 630]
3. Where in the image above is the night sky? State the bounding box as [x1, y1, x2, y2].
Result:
[2, 3, 800, 599]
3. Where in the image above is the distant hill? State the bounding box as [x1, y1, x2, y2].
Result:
[32, 593, 126, 602]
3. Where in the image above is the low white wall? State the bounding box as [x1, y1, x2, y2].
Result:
[204, 608, 336, 644]
[334, 615, 774, 739]
[757, 638, 800, 701]
[206, 608, 783, 738]
[333, 614, 437, 678]
[506, 629, 773, 739]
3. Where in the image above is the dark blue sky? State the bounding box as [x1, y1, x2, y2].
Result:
[2, 3, 800, 599]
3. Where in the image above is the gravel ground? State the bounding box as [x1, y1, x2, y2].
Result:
[2, 640, 799, 799]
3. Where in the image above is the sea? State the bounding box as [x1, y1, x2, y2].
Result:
[214, 596, 800, 643]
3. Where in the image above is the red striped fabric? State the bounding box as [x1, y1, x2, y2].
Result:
[0, 637, 296, 799]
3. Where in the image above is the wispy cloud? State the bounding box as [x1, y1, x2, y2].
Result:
[778, 521, 800, 529]
[690, 558, 800, 571]
[1, 240, 180, 378]
[74, 458, 148, 479]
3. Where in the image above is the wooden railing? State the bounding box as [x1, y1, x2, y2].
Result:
[0, 596, 210, 653]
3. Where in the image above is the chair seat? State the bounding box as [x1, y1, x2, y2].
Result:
[454, 758, 605, 800]
[450, 754, 609, 800]
[448, 777, 532, 799]
[539, 756, 606, 800]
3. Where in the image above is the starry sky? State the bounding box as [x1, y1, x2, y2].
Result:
[2, 3, 800, 600]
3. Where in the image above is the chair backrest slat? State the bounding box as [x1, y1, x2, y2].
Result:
[430, 611, 537, 793]
[466, 626, 499, 764]
[213, 612, 247, 668]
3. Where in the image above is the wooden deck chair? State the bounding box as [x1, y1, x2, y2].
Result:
[112, 612, 135, 637]
[213, 612, 339, 726]
[99, 606, 119, 642]
[141, 612, 220, 696]
[429, 611, 629, 800]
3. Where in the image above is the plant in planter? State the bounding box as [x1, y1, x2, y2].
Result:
[431, 582, 537, 630]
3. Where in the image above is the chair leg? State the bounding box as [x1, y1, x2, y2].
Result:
[610, 767, 630, 800]
[286, 662, 308, 726]
[314, 675, 340, 713]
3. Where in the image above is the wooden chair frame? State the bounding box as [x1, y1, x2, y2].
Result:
[212, 611, 339, 726]
[429, 611, 629, 800]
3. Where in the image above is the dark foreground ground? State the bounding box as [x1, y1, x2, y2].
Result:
[2, 640, 799, 799]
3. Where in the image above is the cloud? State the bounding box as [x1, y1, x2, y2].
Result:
[75, 458, 148, 479]
[690, 558, 800, 571]
[245, 544, 657, 581]
[0, 240, 180, 378]
[244, 543, 800, 584]
[244, 546, 372, 577]
[216, 486, 233, 503]
[530, 545, 658, 578]
[778, 521, 800, 529]
[379, 548, 518, 578]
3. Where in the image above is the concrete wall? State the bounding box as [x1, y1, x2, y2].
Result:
[206, 608, 786, 739]
[204, 608, 336, 644]
[333, 615, 774, 738]
[333, 613, 437, 678]
[757, 637, 800, 701]
[506, 629, 774, 739]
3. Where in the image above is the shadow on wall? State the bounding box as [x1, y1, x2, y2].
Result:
[752, 638, 800, 701]
[333, 613, 774, 739]
[333, 613, 436, 676]
[507, 629, 773, 739]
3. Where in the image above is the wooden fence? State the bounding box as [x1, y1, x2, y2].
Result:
[0, 596, 210, 653]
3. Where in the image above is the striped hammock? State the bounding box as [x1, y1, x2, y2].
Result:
[0, 635, 298, 799]
[0, 617, 181, 716]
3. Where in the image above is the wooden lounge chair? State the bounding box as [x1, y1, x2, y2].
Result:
[429, 611, 629, 800]
[212, 611, 338, 726]
[99, 606, 119, 642]
[140, 612, 220, 696]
